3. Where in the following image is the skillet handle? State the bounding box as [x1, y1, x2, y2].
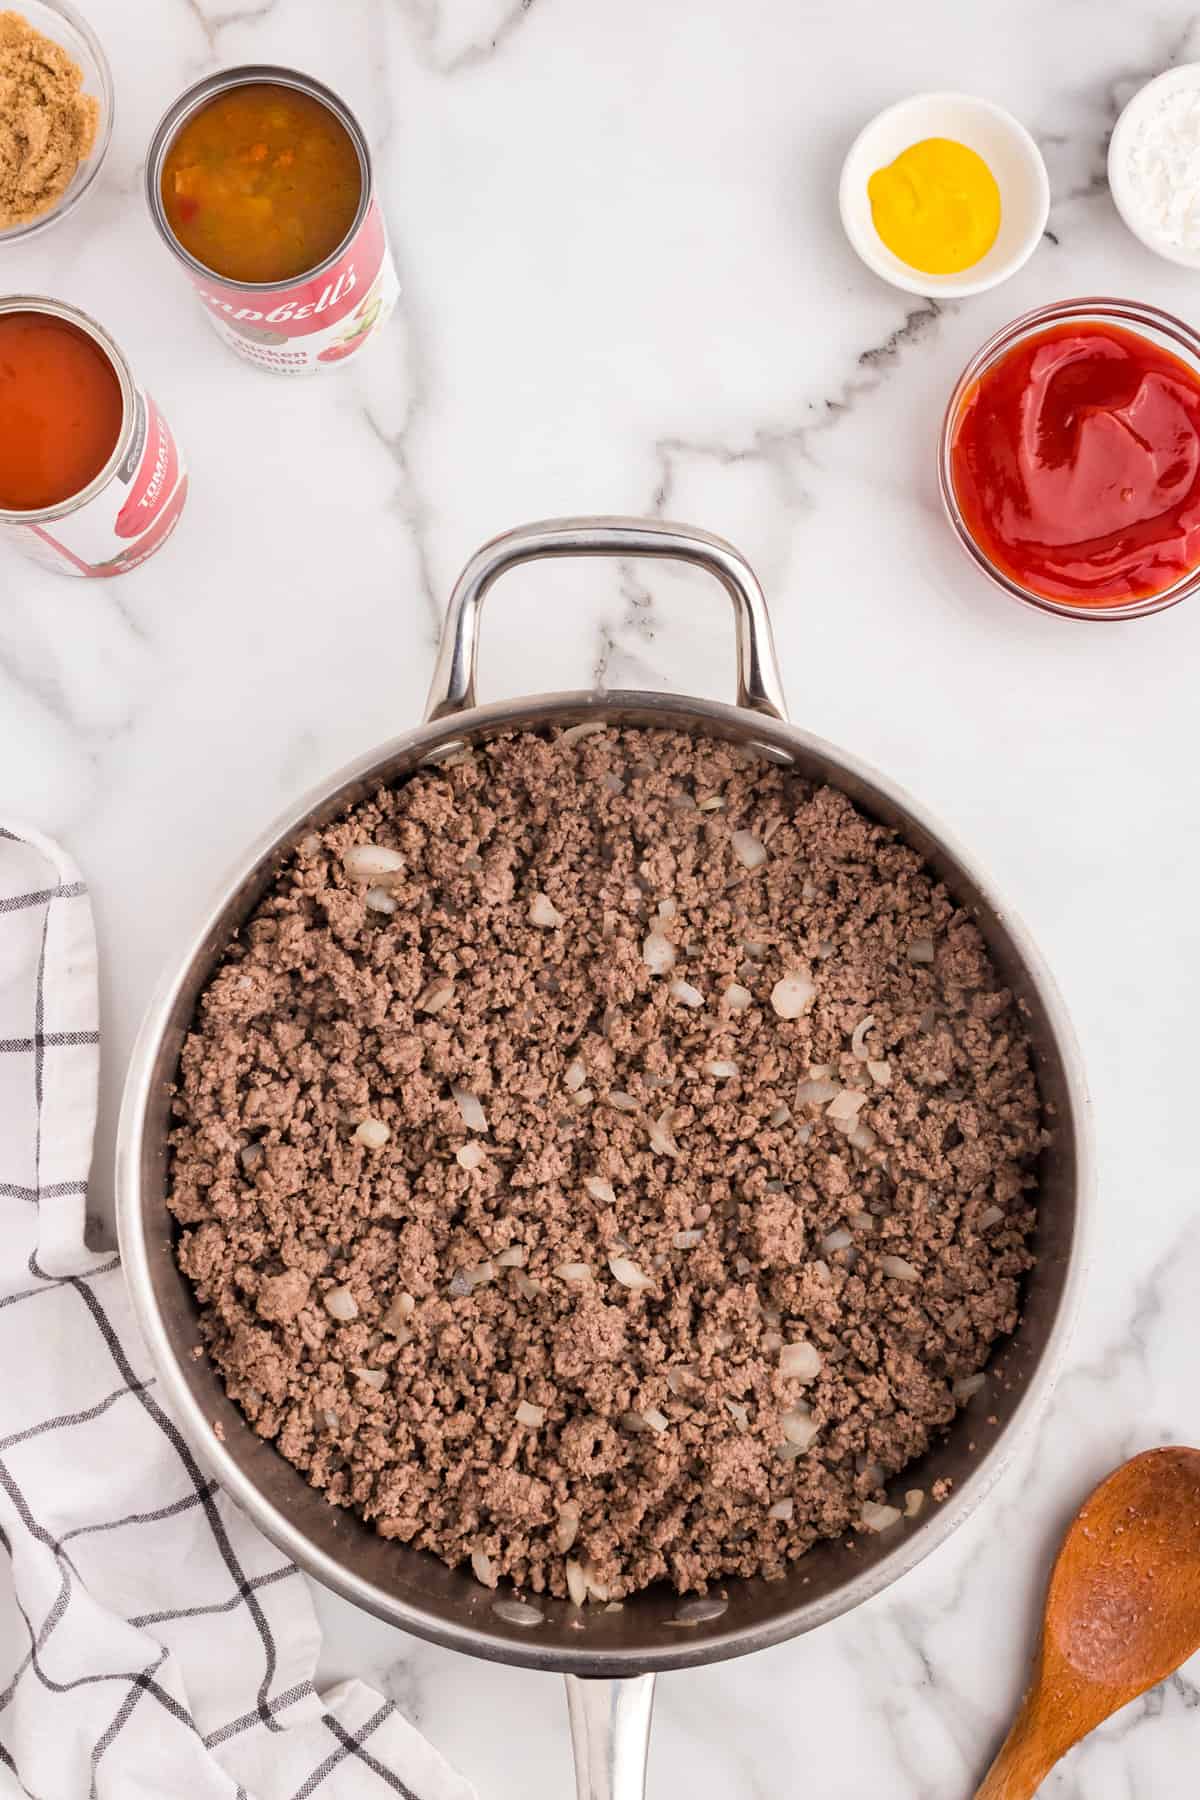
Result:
[565, 1673, 657, 1800]
[423, 516, 788, 724]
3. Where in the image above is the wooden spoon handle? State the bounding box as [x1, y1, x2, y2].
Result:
[974, 1697, 1059, 1800]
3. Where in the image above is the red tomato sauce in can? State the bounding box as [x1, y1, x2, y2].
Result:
[0, 299, 188, 579]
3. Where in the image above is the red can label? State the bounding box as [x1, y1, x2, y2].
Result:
[0, 385, 188, 579]
[185, 197, 398, 374]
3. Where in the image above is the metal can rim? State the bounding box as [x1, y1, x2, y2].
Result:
[145, 65, 375, 294]
[0, 297, 137, 526]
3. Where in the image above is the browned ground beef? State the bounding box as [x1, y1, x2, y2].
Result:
[168, 725, 1041, 1599]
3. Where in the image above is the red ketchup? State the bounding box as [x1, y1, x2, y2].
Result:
[950, 321, 1200, 607]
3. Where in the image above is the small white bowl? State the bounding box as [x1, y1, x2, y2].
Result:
[839, 92, 1050, 298]
[1109, 65, 1200, 269]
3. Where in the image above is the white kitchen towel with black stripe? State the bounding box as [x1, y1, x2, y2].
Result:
[0, 822, 475, 1800]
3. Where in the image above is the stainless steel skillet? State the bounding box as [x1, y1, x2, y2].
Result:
[118, 517, 1089, 1799]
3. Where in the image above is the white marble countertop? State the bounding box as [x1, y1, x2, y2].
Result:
[6, 0, 1200, 1793]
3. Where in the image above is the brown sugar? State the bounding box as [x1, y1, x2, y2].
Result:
[0, 10, 99, 229]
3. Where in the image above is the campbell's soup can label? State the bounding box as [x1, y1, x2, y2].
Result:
[0, 299, 188, 580]
[147, 68, 398, 376]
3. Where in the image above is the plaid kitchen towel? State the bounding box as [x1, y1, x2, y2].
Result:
[0, 823, 475, 1800]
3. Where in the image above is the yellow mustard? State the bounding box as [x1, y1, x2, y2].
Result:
[867, 137, 1001, 275]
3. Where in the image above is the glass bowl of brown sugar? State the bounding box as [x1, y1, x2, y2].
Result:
[0, 1, 113, 245]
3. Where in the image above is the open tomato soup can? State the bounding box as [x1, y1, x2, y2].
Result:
[146, 67, 398, 375]
[0, 298, 188, 579]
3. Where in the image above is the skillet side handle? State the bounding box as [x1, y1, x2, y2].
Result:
[565, 1673, 657, 1800]
[423, 516, 788, 724]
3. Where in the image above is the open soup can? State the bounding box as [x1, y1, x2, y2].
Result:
[0, 297, 188, 579]
[145, 66, 399, 375]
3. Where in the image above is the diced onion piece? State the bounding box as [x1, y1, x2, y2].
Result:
[867, 1059, 891, 1087]
[493, 1598, 544, 1628]
[529, 891, 564, 927]
[907, 937, 935, 964]
[780, 1406, 819, 1450]
[796, 1078, 838, 1106]
[669, 979, 704, 1008]
[720, 1398, 747, 1432]
[820, 1228, 852, 1253]
[647, 1109, 681, 1158]
[471, 1547, 495, 1587]
[657, 897, 677, 919]
[673, 1229, 704, 1249]
[382, 1291, 415, 1333]
[322, 1409, 340, 1431]
[849, 1121, 877, 1152]
[451, 1084, 488, 1132]
[354, 1367, 387, 1390]
[565, 1059, 587, 1092]
[342, 843, 404, 881]
[416, 975, 455, 1014]
[456, 1142, 485, 1170]
[953, 1373, 986, 1402]
[608, 1253, 652, 1291]
[880, 1254, 920, 1283]
[565, 1559, 588, 1606]
[704, 1059, 739, 1079]
[642, 1407, 669, 1434]
[808, 1063, 834, 1078]
[723, 982, 753, 1013]
[513, 1271, 543, 1299]
[768, 1498, 794, 1521]
[768, 1102, 792, 1126]
[607, 1090, 638, 1112]
[850, 1210, 874, 1231]
[731, 829, 767, 870]
[771, 973, 816, 1020]
[572, 1088, 593, 1107]
[850, 1014, 877, 1059]
[673, 1596, 728, 1624]
[365, 886, 399, 914]
[323, 1285, 358, 1321]
[560, 719, 607, 744]
[642, 931, 676, 974]
[827, 1088, 868, 1122]
[449, 1260, 495, 1295]
[239, 1141, 264, 1171]
[556, 1505, 580, 1552]
[495, 1244, 526, 1268]
[355, 1117, 391, 1148]
[584, 1175, 616, 1204]
[516, 1400, 545, 1427]
[904, 1488, 926, 1519]
[779, 1340, 822, 1382]
[554, 1261, 593, 1286]
[859, 1501, 903, 1533]
[977, 1205, 1004, 1230]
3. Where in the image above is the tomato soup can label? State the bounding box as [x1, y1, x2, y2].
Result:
[147, 69, 398, 377]
[0, 299, 188, 580]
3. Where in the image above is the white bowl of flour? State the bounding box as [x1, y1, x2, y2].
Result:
[1109, 64, 1200, 266]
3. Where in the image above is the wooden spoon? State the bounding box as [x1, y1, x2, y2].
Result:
[976, 1447, 1200, 1798]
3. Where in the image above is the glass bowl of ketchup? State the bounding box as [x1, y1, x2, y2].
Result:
[940, 298, 1200, 621]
